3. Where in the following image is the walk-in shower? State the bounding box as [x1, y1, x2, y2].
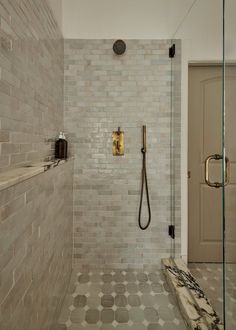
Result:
[0, 0, 235, 329]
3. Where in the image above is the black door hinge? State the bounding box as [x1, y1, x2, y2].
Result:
[168, 225, 175, 239]
[169, 44, 175, 58]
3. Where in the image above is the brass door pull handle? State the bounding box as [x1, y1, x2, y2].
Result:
[205, 154, 230, 188]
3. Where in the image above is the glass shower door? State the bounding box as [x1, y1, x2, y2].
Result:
[169, 1, 236, 328]
[171, 0, 226, 327]
[223, 1, 236, 329]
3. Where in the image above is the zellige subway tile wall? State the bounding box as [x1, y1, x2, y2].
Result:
[0, 0, 64, 172]
[64, 39, 181, 269]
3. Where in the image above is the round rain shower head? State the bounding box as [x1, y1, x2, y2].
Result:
[113, 40, 126, 55]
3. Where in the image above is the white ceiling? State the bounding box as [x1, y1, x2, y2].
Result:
[48, 0, 236, 60]
[60, 0, 196, 39]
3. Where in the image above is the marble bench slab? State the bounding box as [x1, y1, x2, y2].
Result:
[0, 159, 67, 192]
[162, 258, 223, 330]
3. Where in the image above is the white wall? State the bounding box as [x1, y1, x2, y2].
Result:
[60, 0, 236, 58]
[175, 0, 236, 61]
[62, 0, 195, 39]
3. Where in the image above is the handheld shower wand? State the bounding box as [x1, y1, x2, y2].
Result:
[138, 125, 151, 230]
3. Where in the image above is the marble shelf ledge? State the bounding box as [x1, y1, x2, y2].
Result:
[162, 258, 223, 330]
[0, 159, 68, 192]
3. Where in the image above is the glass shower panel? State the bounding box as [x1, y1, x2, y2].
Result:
[170, 40, 181, 259]
[224, 0, 236, 328]
[171, 0, 225, 325]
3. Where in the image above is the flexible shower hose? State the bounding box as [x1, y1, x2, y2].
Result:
[138, 145, 151, 230]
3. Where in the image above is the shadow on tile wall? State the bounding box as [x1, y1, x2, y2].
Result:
[0, 0, 64, 172]
[0, 161, 73, 329]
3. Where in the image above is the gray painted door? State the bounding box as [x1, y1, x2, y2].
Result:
[188, 66, 223, 262]
[188, 65, 236, 262]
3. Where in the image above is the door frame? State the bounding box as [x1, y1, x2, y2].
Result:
[181, 56, 223, 263]
[185, 61, 236, 263]
[187, 63, 223, 262]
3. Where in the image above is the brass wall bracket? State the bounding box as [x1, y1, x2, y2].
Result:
[112, 127, 124, 156]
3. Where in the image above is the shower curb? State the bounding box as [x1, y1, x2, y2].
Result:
[162, 258, 223, 330]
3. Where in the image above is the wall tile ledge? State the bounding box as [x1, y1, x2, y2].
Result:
[162, 258, 223, 330]
[0, 159, 72, 192]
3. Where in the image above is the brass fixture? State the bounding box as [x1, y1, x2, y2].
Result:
[112, 127, 124, 156]
[204, 154, 230, 188]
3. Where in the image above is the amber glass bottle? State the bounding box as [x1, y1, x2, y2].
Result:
[55, 132, 68, 159]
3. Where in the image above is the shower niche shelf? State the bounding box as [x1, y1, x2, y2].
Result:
[0, 159, 70, 192]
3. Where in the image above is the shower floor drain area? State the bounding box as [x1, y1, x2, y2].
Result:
[57, 268, 187, 329]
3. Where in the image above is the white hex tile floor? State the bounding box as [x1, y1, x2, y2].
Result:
[57, 269, 187, 329]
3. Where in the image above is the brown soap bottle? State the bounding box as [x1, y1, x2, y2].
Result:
[55, 132, 68, 159]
